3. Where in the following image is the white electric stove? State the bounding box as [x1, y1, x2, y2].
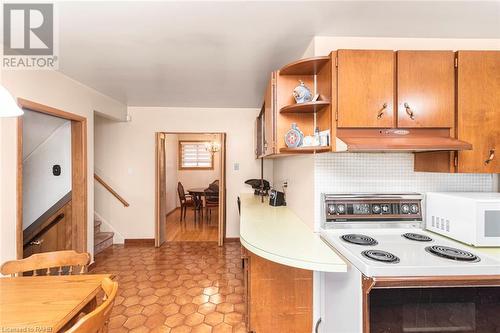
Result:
[321, 227, 500, 277]
[319, 193, 500, 277]
[317, 193, 500, 333]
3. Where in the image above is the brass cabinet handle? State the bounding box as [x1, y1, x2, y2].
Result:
[30, 239, 44, 246]
[485, 149, 496, 164]
[404, 102, 415, 120]
[377, 103, 388, 119]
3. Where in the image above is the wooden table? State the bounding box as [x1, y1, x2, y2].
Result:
[188, 187, 206, 209]
[0, 274, 111, 332]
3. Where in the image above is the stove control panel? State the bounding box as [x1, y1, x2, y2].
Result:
[323, 194, 422, 223]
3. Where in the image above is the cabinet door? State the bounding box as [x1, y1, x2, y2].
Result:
[337, 50, 395, 128]
[263, 73, 276, 155]
[397, 51, 455, 128]
[456, 51, 500, 173]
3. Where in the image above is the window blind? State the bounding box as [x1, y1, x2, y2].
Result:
[180, 141, 212, 169]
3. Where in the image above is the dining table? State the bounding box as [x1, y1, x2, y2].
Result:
[0, 273, 112, 332]
[187, 187, 207, 211]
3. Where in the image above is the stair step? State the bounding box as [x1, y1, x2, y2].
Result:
[94, 231, 114, 255]
[94, 219, 102, 234]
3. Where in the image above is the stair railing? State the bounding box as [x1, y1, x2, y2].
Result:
[94, 173, 130, 207]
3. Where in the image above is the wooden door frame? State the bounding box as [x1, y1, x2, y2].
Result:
[16, 98, 88, 259]
[154, 132, 227, 246]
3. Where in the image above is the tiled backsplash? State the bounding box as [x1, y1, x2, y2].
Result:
[314, 153, 496, 228]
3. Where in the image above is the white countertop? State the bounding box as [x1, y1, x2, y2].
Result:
[239, 193, 347, 272]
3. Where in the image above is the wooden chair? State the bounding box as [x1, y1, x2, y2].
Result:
[177, 182, 194, 221]
[65, 277, 118, 333]
[0, 250, 90, 277]
[204, 189, 219, 223]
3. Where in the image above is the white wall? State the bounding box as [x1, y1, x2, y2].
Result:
[94, 107, 273, 240]
[273, 156, 315, 229]
[0, 70, 127, 263]
[23, 121, 72, 229]
[165, 134, 179, 214]
[176, 133, 221, 206]
[22, 110, 68, 159]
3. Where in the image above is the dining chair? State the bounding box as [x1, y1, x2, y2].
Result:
[65, 277, 118, 333]
[0, 250, 90, 277]
[177, 182, 195, 221]
[204, 189, 219, 223]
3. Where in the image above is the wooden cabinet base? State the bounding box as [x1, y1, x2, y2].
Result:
[244, 249, 313, 333]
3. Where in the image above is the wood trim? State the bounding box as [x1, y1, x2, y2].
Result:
[71, 120, 87, 254]
[362, 276, 375, 333]
[16, 99, 87, 258]
[16, 117, 23, 259]
[224, 237, 240, 243]
[178, 140, 214, 170]
[94, 173, 129, 207]
[371, 275, 500, 288]
[18, 98, 86, 122]
[218, 133, 227, 247]
[23, 191, 72, 246]
[279, 56, 330, 75]
[124, 239, 155, 246]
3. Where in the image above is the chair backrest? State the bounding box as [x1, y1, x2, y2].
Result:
[0, 250, 90, 277]
[209, 180, 219, 192]
[65, 277, 118, 333]
[177, 182, 186, 202]
[204, 189, 219, 203]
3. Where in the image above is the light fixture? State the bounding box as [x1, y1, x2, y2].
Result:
[205, 141, 221, 154]
[0, 85, 23, 117]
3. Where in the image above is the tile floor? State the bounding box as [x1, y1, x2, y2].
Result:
[91, 241, 246, 333]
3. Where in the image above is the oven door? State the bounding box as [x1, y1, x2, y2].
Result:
[477, 202, 500, 246]
[369, 286, 500, 333]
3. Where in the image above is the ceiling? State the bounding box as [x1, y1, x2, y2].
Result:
[57, 1, 500, 108]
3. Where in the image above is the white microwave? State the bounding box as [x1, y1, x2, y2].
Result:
[426, 192, 500, 247]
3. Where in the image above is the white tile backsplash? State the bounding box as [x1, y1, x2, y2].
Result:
[314, 153, 496, 229]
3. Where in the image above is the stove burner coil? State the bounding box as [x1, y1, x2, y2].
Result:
[341, 234, 378, 246]
[425, 245, 480, 263]
[402, 233, 433, 242]
[361, 250, 400, 264]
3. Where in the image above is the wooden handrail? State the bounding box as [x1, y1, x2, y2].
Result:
[94, 173, 130, 207]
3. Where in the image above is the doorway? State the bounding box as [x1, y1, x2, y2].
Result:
[155, 132, 226, 246]
[16, 99, 87, 259]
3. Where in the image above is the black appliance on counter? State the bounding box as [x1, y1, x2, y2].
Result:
[244, 179, 270, 196]
[269, 189, 286, 206]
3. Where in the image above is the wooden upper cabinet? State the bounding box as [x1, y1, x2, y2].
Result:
[456, 51, 500, 173]
[397, 51, 455, 128]
[337, 50, 395, 128]
[263, 72, 276, 156]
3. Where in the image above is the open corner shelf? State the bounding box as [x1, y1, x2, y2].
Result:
[279, 146, 331, 154]
[280, 100, 330, 114]
[279, 56, 330, 76]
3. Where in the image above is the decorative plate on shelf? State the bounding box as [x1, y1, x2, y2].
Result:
[285, 123, 304, 148]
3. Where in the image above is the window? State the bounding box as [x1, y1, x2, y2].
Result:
[179, 141, 213, 170]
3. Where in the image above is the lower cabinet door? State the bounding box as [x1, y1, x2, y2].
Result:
[247, 251, 313, 333]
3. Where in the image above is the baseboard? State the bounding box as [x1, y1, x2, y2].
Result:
[94, 212, 125, 244]
[224, 237, 240, 243]
[124, 238, 155, 246]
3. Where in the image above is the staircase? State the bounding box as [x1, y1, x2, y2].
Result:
[94, 216, 114, 254]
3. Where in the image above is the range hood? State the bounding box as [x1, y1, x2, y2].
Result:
[335, 128, 472, 152]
